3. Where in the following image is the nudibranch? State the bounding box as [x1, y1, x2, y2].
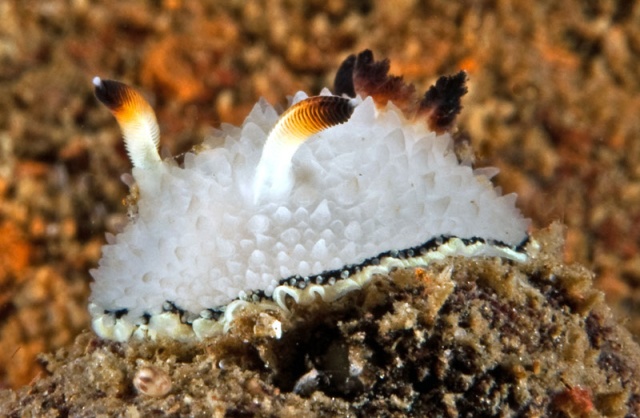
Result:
[90, 50, 530, 341]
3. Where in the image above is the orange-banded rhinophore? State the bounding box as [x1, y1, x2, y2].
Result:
[90, 50, 531, 342]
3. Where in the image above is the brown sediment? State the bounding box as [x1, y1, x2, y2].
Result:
[1, 226, 639, 416]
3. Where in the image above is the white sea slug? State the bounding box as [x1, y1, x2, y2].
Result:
[89, 50, 530, 341]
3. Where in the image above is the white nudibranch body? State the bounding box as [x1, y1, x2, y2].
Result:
[90, 58, 529, 342]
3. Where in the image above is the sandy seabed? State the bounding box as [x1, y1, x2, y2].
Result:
[2, 227, 640, 416]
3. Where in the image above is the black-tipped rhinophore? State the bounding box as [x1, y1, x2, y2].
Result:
[93, 77, 132, 111]
[92, 76, 161, 168]
[253, 95, 356, 203]
[263, 95, 356, 150]
[333, 54, 356, 97]
[286, 95, 355, 135]
[419, 71, 468, 132]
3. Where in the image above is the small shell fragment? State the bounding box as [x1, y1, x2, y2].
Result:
[293, 368, 323, 396]
[252, 312, 283, 339]
[133, 366, 172, 397]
